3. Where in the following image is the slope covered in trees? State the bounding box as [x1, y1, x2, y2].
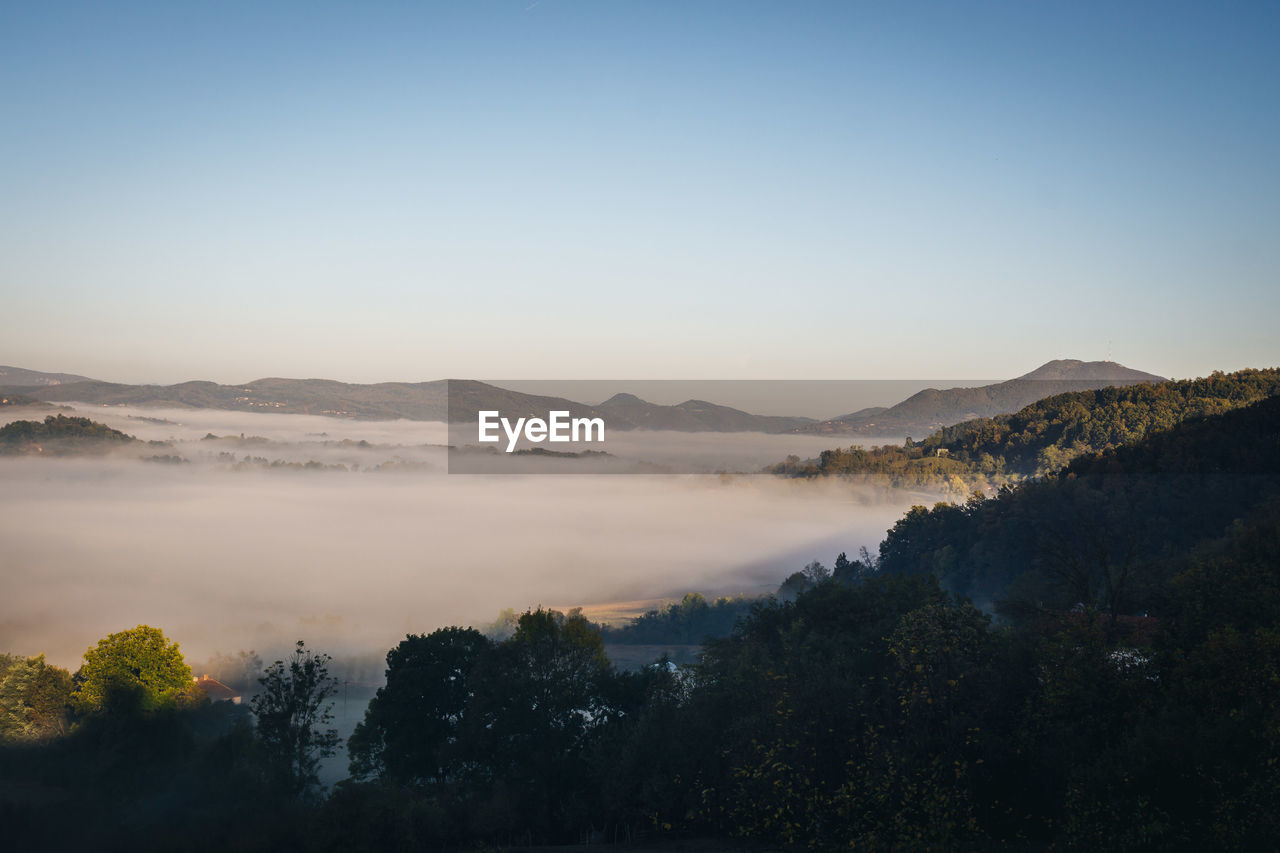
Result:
[876, 390, 1280, 616]
[772, 368, 1280, 493]
[0, 414, 136, 455]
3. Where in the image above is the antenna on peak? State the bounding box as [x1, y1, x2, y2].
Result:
[1106, 340, 1112, 362]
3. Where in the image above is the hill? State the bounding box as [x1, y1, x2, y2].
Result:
[772, 368, 1280, 492]
[795, 359, 1165, 437]
[0, 366, 95, 387]
[596, 392, 814, 432]
[875, 389, 1280, 613]
[0, 377, 455, 420]
[2, 375, 816, 433]
[0, 414, 136, 455]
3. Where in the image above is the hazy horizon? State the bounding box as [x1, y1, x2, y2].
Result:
[3, 364, 1191, 422]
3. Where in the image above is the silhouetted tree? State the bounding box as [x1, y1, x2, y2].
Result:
[252, 640, 340, 800]
[348, 627, 492, 786]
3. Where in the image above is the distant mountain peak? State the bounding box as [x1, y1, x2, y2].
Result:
[794, 358, 1166, 437]
[601, 392, 646, 405]
[1016, 359, 1165, 383]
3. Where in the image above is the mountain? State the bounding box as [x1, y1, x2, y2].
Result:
[772, 367, 1280, 491]
[875, 388, 1280, 613]
[1015, 359, 1161, 382]
[1, 360, 1159, 436]
[0, 375, 815, 433]
[795, 359, 1165, 437]
[446, 380, 604, 424]
[596, 392, 814, 433]
[0, 377, 454, 420]
[0, 366, 95, 386]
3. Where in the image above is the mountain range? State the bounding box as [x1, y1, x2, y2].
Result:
[0, 360, 1164, 436]
[0, 373, 817, 434]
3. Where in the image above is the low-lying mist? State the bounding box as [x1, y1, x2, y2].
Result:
[1, 405, 924, 673]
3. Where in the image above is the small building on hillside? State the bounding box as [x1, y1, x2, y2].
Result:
[193, 675, 241, 704]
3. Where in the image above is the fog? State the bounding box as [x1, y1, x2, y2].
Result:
[447, 424, 907, 474]
[1, 405, 926, 671]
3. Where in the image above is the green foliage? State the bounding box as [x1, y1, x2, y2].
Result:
[251, 640, 340, 801]
[877, 394, 1280, 613]
[72, 625, 196, 714]
[0, 654, 72, 740]
[772, 368, 1280, 491]
[0, 413, 135, 454]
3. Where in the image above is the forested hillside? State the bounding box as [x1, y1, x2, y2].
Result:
[0, 414, 136, 455]
[877, 391, 1280, 615]
[771, 368, 1280, 493]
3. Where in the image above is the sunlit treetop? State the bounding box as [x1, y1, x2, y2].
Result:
[72, 625, 196, 714]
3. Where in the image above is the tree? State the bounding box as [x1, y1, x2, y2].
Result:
[72, 625, 195, 714]
[457, 609, 618, 837]
[251, 640, 340, 800]
[801, 560, 830, 585]
[777, 571, 810, 601]
[348, 627, 492, 785]
[0, 654, 73, 739]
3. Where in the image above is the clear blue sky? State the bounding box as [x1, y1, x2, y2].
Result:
[2, 1, 1277, 383]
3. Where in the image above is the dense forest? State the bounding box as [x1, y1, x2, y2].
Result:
[3, 379, 1279, 850]
[877, 392, 1280, 614]
[770, 368, 1280, 493]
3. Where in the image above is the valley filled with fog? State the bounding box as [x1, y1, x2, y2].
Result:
[0, 404, 920, 671]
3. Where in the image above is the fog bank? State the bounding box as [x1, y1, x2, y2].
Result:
[1, 407, 923, 670]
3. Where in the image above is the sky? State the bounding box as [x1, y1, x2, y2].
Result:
[2, 1, 1277, 385]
